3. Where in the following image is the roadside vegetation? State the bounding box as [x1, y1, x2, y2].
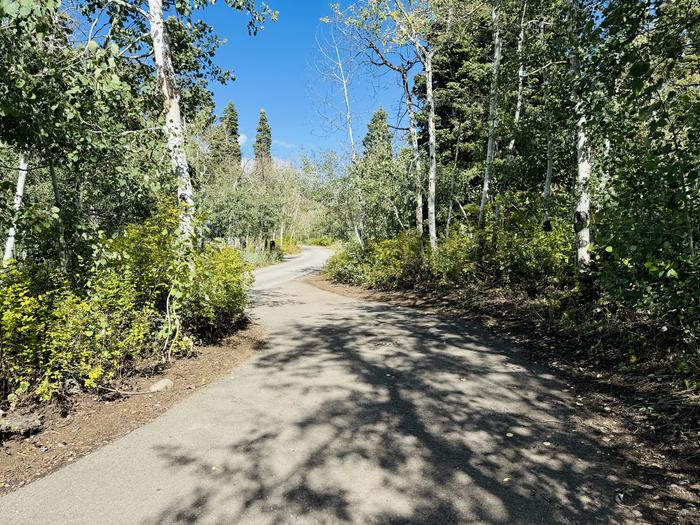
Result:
[311, 0, 699, 446]
[0, 1, 325, 409]
[1, 0, 697, 476]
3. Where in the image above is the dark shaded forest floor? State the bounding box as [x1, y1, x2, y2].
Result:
[0, 324, 265, 494]
[306, 274, 700, 524]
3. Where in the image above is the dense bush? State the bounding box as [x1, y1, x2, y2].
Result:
[182, 244, 251, 338]
[325, 232, 423, 289]
[306, 236, 333, 247]
[0, 209, 252, 404]
[324, 218, 699, 380]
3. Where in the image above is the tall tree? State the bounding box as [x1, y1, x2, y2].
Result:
[363, 108, 393, 159]
[3, 154, 28, 264]
[478, 1, 502, 228]
[222, 101, 242, 164]
[338, 0, 424, 236]
[567, 0, 593, 268]
[254, 108, 272, 164]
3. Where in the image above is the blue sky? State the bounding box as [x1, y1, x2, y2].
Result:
[198, 0, 403, 163]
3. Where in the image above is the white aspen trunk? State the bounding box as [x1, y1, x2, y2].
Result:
[424, 51, 438, 250]
[543, 127, 554, 224]
[543, 33, 554, 228]
[478, 2, 502, 228]
[331, 37, 365, 246]
[568, 0, 592, 267]
[3, 154, 28, 264]
[574, 114, 591, 266]
[600, 137, 611, 192]
[353, 222, 364, 248]
[147, 0, 195, 242]
[402, 71, 424, 236]
[508, 0, 527, 154]
[335, 43, 357, 161]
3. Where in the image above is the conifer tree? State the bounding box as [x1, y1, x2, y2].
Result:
[222, 101, 242, 164]
[253, 108, 272, 164]
[363, 108, 393, 160]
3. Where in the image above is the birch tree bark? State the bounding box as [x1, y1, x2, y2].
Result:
[568, 0, 592, 267]
[507, 0, 527, 154]
[3, 154, 28, 265]
[317, 26, 364, 244]
[402, 70, 424, 237]
[542, 21, 554, 229]
[334, 36, 357, 161]
[390, 0, 437, 249]
[147, 0, 195, 242]
[478, 1, 502, 228]
[424, 49, 438, 249]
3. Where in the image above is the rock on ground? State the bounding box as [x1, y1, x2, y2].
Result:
[0, 413, 43, 436]
[149, 379, 174, 393]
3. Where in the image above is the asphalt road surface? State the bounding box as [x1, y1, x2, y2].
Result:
[0, 246, 639, 524]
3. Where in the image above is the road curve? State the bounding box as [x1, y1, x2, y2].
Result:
[0, 246, 639, 524]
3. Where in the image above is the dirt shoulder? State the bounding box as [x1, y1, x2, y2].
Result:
[305, 274, 700, 524]
[0, 324, 265, 494]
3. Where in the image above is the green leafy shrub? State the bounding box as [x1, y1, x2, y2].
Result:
[104, 205, 182, 307]
[0, 265, 54, 401]
[364, 233, 423, 289]
[430, 230, 478, 285]
[0, 207, 254, 403]
[307, 236, 333, 247]
[324, 241, 372, 286]
[181, 244, 252, 338]
[477, 195, 573, 289]
[324, 233, 423, 289]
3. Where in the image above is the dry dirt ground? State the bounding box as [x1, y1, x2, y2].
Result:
[0, 324, 265, 495]
[305, 274, 700, 525]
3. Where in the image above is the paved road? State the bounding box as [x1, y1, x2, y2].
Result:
[1, 247, 638, 524]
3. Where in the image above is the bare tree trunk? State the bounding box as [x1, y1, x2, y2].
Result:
[543, 125, 554, 227]
[425, 51, 438, 250]
[568, 0, 592, 268]
[147, 0, 195, 242]
[353, 222, 364, 248]
[508, 0, 527, 154]
[543, 32, 554, 229]
[402, 71, 424, 236]
[478, 2, 502, 228]
[334, 37, 357, 161]
[573, 114, 591, 267]
[3, 154, 28, 264]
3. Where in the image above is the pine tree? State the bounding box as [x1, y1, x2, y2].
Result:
[363, 108, 392, 160]
[253, 108, 272, 164]
[222, 101, 242, 164]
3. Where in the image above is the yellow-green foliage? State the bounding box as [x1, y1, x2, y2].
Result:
[324, 242, 371, 286]
[306, 236, 333, 247]
[182, 244, 252, 338]
[325, 232, 423, 290]
[105, 206, 182, 306]
[364, 233, 423, 289]
[0, 262, 160, 401]
[430, 231, 478, 285]
[0, 209, 252, 403]
[282, 240, 302, 255]
[480, 213, 572, 287]
[324, 197, 572, 292]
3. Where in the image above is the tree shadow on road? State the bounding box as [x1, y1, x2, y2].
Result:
[145, 300, 637, 524]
